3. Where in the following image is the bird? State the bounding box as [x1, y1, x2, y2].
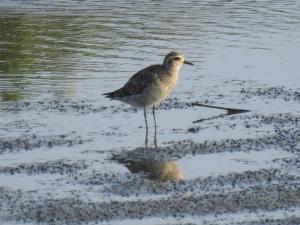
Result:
[103, 51, 193, 148]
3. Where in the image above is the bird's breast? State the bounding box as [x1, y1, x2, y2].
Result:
[130, 72, 179, 107]
[147, 72, 179, 101]
[160, 72, 179, 91]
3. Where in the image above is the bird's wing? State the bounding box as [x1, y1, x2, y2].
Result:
[104, 65, 164, 98]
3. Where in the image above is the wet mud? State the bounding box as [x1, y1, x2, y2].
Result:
[1, 173, 300, 224]
[0, 84, 300, 225]
[0, 159, 89, 175]
[240, 86, 300, 102]
[0, 133, 90, 154]
[0, 100, 138, 114]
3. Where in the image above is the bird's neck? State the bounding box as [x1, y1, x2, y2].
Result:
[165, 64, 182, 76]
[163, 64, 181, 88]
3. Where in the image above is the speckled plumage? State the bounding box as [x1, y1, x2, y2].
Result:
[103, 51, 193, 148]
[103, 51, 192, 108]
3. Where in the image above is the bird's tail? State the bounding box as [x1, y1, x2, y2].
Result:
[102, 92, 113, 99]
[102, 90, 118, 99]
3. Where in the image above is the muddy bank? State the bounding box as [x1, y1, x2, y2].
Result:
[235, 217, 300, 225]
[111, 129, 299, 162]
[0, 100, 137, 114]
[0, 133, 91, 154]
[1, 85, 299, 115]
[1, 182, 300, 224]
[0, 82, 299, 225]
[240, 86, 300, 102]
[189, 112, 300, 131]
[92, 168, 298, 196]
[0, 159, 88, 175]
[0, 98, 212, 114]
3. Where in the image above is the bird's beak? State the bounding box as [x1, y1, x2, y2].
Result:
[184, 60, 193, 65]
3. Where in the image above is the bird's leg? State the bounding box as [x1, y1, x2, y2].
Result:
[144, 106, 148, 149]
[152, 106, 158, 148]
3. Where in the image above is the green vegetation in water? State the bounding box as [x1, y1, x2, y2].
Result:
[0, 13, 113, 101]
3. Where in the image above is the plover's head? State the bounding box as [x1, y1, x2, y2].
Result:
[163, 51, 193, 69]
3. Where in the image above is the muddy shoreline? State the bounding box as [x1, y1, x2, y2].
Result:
[0, 84, 300, 225]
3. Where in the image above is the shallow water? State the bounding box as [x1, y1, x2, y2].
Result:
[0, 0, 300, 224]
[1, 0, 300, 102]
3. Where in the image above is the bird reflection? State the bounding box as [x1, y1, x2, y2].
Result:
[114, 155, 183, 181]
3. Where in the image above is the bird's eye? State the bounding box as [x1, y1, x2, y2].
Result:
[174, 57, 181, 60]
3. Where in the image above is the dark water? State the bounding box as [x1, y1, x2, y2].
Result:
[0, 0, 299, 102]
[0, 1, 300, 224]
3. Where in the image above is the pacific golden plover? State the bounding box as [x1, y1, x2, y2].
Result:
[103, 51, 193, 148]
